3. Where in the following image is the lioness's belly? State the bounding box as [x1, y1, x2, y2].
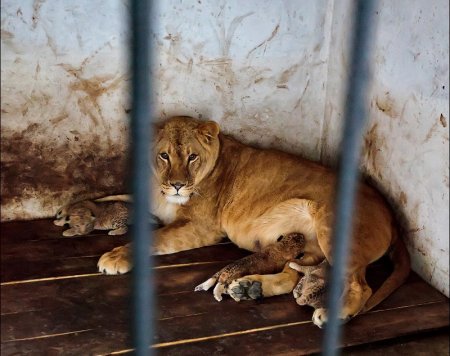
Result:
[220, 195, 320, 252]
[223, 213, 321, 256]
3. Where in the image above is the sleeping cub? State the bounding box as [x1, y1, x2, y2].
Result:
[54, 199, 130, 236]
[290, 260, 328, 310]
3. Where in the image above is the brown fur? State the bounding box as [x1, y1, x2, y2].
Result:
[54, 200, 130, 236]
[96, 116, 410, 327]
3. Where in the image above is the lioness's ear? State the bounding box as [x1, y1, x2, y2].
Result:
[198, 121, 220, 143]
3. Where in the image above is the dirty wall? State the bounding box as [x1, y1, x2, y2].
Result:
[323, 0, 449, 296]
[1, 1, 130, 220]
[1, 0, 448, 296]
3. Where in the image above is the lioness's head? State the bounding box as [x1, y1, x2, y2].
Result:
[153, 116, 220, 204]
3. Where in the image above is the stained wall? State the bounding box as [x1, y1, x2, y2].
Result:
[1, 1, 131, 219]
[322, 0, 449, 296]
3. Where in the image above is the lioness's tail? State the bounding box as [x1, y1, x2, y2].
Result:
[94, 194, 133, 203]
[363, 236, 410, 312]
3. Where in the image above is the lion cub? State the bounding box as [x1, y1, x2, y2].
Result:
[195, 233, 306, 301]
[54, 199, 130, 237]
[289, 260, 328, 311]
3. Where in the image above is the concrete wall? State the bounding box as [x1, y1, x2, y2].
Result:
[1, 0, 448, 295]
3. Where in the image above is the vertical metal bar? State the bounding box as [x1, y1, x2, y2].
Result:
[130, 0, 153, 355]
[322, 1, 377, 355]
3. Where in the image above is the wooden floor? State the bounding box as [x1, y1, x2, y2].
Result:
[1, 220, 448, 355]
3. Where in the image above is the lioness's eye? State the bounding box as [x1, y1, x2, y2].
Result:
[188, 154, 198, 162]
[159, 152, 169, 160]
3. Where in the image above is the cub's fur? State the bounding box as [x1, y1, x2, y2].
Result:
[54, 200, 130, 236]
[195, 233, 305, 301]
[290, 260, 328, 311]
[95, 116, 410, 327]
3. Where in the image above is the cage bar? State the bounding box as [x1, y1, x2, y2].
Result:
[130, 0, 153, 355]
[322, 1, 378, 355]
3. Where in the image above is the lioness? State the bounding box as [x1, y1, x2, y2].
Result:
[96, 116, 410, 327]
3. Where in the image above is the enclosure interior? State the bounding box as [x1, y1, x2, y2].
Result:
[1, 0, 449, 354]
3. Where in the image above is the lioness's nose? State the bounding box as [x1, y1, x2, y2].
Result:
[171, 182, 185, 191]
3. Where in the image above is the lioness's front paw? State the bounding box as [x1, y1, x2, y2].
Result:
[97, 245, 132, 275]
[228, 279, 263, 302]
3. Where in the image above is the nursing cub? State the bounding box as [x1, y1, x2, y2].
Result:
[96, 116, 409, 327]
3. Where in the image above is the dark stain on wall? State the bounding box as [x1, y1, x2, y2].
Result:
[439, 114, 447, 128]
[31, 0, 45, 29]
[362, 123, 385, 180]
[375, 92, 398, 118]
[1, 123, 128, 220]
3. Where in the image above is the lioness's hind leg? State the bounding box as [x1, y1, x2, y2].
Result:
[340, 269, 372, 320]
[227, 262, 300, 301]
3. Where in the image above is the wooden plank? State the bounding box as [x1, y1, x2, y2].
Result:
[1, 235, 129, 261]
[1, 301, 447, 356]
[1, 220, 448, 355]
[1, 268, 446, 343]
[1, 293, 307, 342]
[1, 262, 228, 314]
[1, 328, 131, 356]
[2, 246, 444, 314]
[152, 302, 450, 356]
[1, 219, 244, 283]
[1, 219, 63, 243]
[1, 242, 248, 283]
[1, 256, 100, 283]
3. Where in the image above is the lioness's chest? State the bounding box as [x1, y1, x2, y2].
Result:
[152, 198, 179, 225]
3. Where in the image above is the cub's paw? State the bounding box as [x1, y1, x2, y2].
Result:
[312, 308, 328, 328]
[62, 229, 80, 237]
[97, 245, 132, 275]
[108, 227, 128, 236]
[194, 277, 226, 302]
[228, 279, 263, 302]
[53, 218, 67, 227]
[194, 277, 217, 292]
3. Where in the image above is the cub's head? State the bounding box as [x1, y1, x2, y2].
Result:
[153, 116, 220, 205]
